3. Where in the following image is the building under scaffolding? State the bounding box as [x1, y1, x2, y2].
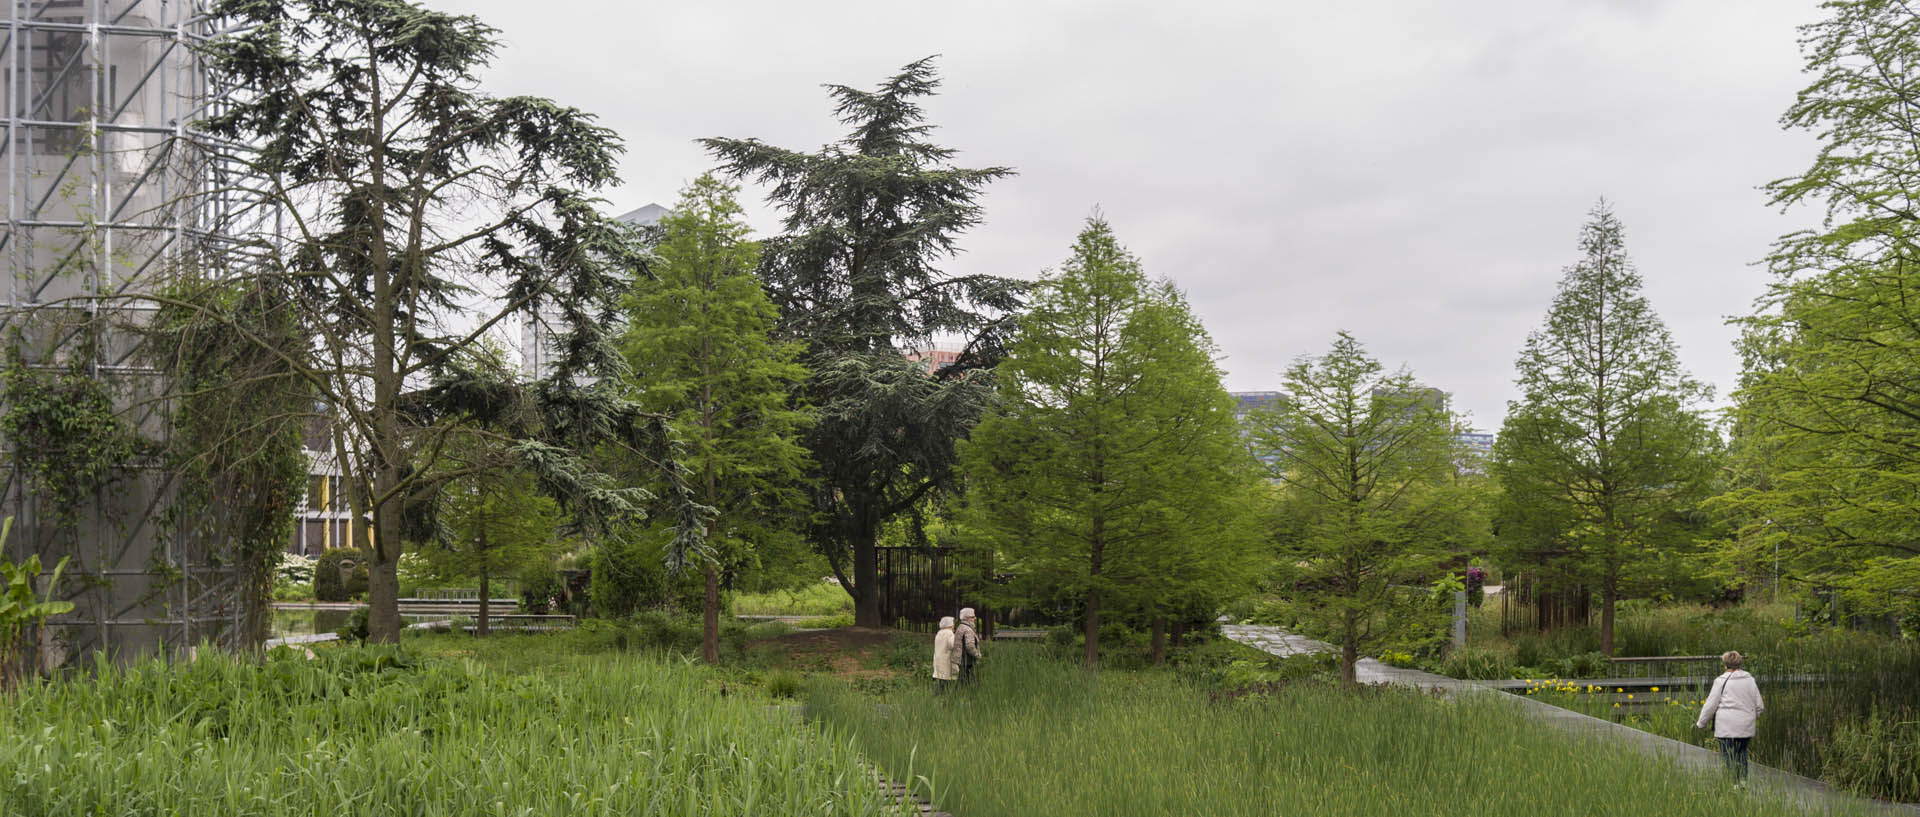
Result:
[1, 0, 267, 667]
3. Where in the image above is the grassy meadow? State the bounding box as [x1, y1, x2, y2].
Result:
[0, 641, 912, 817]
[808, 644, 1866, 817]
[1447, 601, 1920, 802]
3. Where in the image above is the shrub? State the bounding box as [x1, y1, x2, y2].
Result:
[587, 532, 701, 618]
[335, 607, 369, 643]
[795, 613, 853, 629]
[313, 548, 368, 602]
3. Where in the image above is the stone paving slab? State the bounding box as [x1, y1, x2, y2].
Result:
[1222, 623, 1920, 816]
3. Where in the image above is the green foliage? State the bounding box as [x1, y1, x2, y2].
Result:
[1716, 0, 1920, 625]
[617, 173, 813, 660]
[148, 275, 311, 645]
[731, 582, 853, 617]
[1, 646, 909, 815]
[1, 519, 75, 690]
[1250, 332, 1471, 685]
[1493, 203, 1720, 654]
[336, 606, 370, 643]
[763, 670, 804, 699]
[313, 549, 369, 603]
[807, 646, 1828, 817]
[589, 528, 702, 618]
[1825, 709, 1920, 802]
[960, 217, 1261, 667]
[198, 0, 704, 642]
[703, 57, 1017, 626]
[0, 339, 140, 530]
[796, 613, 855, 629]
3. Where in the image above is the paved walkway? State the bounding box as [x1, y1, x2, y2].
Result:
[1222, 624, 1918, 816]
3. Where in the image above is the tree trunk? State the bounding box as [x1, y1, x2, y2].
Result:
[703, 564, 720, 664]
[366, 552, 401, 643]
[1083, 586, 1101, 669]
[1600, 574, 1618, 657]
[1170, 619, 1186, 650]
[1150, 616, 1167, 665]
[852, 524, 882, 627]
[1341, 612, 1359, 688]
[477, 569, 491, 638]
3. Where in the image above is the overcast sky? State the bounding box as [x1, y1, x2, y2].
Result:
[438, 0, 1825, 432]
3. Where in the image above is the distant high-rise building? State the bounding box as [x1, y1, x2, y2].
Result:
[521, 203, 668, 380]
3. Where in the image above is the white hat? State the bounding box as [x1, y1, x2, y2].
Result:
[959, 607, 975, 620]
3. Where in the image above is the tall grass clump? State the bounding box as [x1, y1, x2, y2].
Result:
[809, 646, 1860, 817]
[1, 646, 913, 817]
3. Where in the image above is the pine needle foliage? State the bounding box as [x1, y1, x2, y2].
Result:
[702, 57, 1019, 626]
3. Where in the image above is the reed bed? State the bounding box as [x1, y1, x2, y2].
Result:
[1, 646, 911, 817]
[809, 646, 1861, 817]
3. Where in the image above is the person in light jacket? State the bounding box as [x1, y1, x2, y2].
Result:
[932, 616, 958, 694]
[1696, 650, 1765, 783]
[955, 608, 983, 684]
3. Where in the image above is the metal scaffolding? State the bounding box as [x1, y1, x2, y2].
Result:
[2, 0, 268, 666]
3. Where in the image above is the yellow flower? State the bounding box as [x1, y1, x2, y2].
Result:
[1615, 688, 1623, 693]
[1613, 703, 1621, 708]
[1627, 694, 1634, 700]
[1651, 687, 1660, 692]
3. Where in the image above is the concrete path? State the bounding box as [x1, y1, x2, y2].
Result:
[1222, 624, 1918, 816]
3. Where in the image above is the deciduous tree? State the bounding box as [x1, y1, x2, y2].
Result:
[618, 174, 811, 662]
[1493, 203, 1718, 655]
[961, 218, 1259, 668]
[1251, 332, 1463, 686]
[1714, 1, 1920, 616]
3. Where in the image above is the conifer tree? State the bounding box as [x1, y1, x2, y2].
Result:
[618, 174, 811, 662]
[198, 0, 703, 642]
[962, 218, 1259, 668]
[703, 58, 1019, 626]
[1251, 332, 1461, 686]
[1493, 203, 1718, 655]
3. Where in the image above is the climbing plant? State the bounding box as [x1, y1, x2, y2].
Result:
[145, 276, 310, 646]
[0, 332, 141, 533]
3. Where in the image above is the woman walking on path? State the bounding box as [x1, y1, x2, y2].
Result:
[1696, 650, 1765, 784]
[932, 616, 958, 694]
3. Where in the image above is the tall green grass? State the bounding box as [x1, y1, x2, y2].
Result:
[1, 646, 911, 816]
[809, 646, 1862, 817]
[731, 582, 853, 617]
[1459, 600, 1920, 801]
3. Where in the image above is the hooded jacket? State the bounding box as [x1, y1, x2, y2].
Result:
[933, 627, 958, 681]
[1695, 670, 1764, 738]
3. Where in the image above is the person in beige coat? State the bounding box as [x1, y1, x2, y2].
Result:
[932, 616, 958, 694]
[1696, 650, 1765, 783]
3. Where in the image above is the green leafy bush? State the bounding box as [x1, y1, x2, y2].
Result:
[796, 613, 854, 629]
[313, 548, 368, 602]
